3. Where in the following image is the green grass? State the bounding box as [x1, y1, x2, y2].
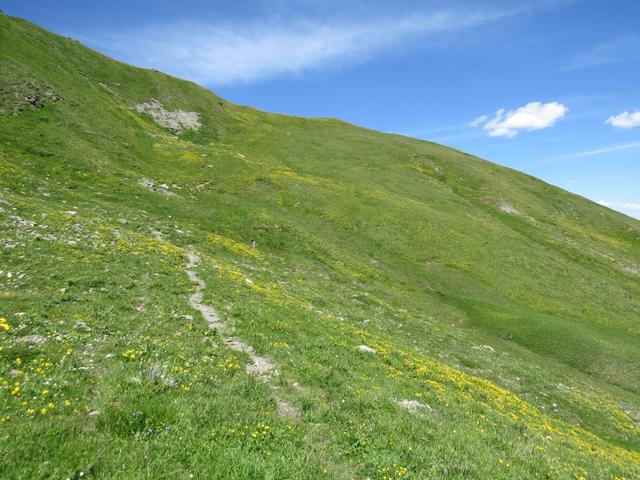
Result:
[1, 12, 639, 479]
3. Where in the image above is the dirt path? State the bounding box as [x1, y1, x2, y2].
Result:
[185, 251, 299, 419]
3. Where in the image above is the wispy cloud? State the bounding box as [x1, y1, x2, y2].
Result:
[606, 110, 640, 129]
[401, 114, 491, 140]
[86, 7, 519, 85]
[469, 115, 488, 127]
[430, 130, 486, 143]
[565, 34, 640, 70]
[477, 102, 568, 138]
[403, 119, 479, 137]
[552, 141, 640, 160]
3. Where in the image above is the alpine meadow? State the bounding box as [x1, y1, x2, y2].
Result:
[1, 12, 640, 480]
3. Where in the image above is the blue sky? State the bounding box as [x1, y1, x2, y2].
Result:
[4, 0, 640, 218]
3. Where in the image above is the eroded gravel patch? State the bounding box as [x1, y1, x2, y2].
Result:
[134, 99, 200, 133]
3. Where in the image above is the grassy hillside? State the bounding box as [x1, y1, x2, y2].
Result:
[1, 13, 639, 479]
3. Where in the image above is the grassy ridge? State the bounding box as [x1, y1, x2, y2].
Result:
[1, 13, 639, 479]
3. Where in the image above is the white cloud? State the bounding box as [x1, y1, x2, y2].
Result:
[622, 203, 640, 212]
[482, 101, 568, 137]
[469, 115, 488, 127]
[606, 110, 640, 129]
[87, 7, 517, 86]
[597, 201, 640, 219]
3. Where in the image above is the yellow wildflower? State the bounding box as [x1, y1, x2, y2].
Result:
[0, 317, 10, 332]
[10, 383, 20, 396]
[122, 349, 138, 361]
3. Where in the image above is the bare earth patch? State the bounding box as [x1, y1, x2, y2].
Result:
[498, 201, 519, 214]
[396, 399, 430, 414]
[356, 344, 377, 354]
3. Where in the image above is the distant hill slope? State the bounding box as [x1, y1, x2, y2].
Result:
[1, 13, 639, 479]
